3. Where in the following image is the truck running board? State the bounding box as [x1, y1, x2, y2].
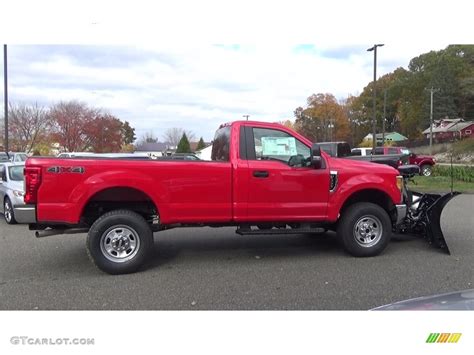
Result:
[236, 226, 326, 236]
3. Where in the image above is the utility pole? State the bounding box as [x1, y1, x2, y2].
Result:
[425, 87, 440, 155]
[3, 44, 8, 155]
[382, 89, 387, 146]
[367, 44, 384, 150]
[243, 114, 249, 121]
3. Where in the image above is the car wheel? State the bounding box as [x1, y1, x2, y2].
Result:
[420, 164, 432, 177]
[337, 202, 391, 257]
[4, 197, 17, 224]
[86, 210, 153, 274]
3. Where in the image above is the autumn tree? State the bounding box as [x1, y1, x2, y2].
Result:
[50, 101, 129, 152]
[176, 133, 191, 153]
[83, 113, 124, 153]
[196, 137, 206, 150]
[49, 101, 96, 152]
[8, 103, 51, 153]
[294, 93, 350, 142]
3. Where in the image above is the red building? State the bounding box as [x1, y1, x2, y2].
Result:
[423, 118, 474, 140]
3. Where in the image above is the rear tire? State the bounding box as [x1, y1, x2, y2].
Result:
[337, 202, 391, 257]
[420, 164, 432, 177]
[87, 210, 153, 274]
[4, 197, 17, 225]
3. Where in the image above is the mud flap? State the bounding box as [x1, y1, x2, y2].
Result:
[407, 191, 461, 254]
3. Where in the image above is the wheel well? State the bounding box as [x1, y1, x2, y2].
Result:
[340, 189, 396, 222]
[81, 187, 158, 226]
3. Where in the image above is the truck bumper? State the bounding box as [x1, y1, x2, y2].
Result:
[395, 204, 407, 225]
[13, 204, 36, 224]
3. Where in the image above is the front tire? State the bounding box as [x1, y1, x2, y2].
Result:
[87, 210, 153, 274]
[420, 164, 432, 177]
[337, 202, 391, 257]
[4, 197, 17, 224]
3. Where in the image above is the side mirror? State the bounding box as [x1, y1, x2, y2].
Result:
[311, 144, 323, 169]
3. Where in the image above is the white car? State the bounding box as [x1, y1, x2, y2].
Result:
[351, 147, 373, 156]
[0, 162, 34, 224]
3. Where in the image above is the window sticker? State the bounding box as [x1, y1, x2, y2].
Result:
[261, 137, 297, 156]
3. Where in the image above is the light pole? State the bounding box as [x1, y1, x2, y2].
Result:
[367, 44, 384, 150]
[3, 44, 8, 155]
[243, 114, 249, 121]
[425, 87, 439, 155]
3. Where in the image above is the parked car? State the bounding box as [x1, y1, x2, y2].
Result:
[0, 162, 33, 224]
[167, 153, 200, 160]
[0, 152, 9, 162]
[350, 147, 372, 156]
[57, 152, 95, 158]
[372, 146, 436, 176]
[317, 142, 408, 169]
[8, 152, 28, 163]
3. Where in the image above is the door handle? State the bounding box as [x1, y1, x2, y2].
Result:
[253, 170, 269, 178]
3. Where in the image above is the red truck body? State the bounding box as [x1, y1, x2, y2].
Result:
[26, 121, 402, 225]
[24, 121, 407, 274]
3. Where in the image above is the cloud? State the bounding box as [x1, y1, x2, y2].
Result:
[2, 44, 448, 141]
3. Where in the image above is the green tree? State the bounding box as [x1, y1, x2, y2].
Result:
[196, 137, 206, 150]
[176, 133, 191, 153]
[121, 121, 136, 145]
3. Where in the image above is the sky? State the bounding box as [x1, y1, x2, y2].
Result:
[2, 43, 450, 142]
[0, 0, 470, 142]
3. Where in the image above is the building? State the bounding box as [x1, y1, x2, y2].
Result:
[134, 142, 171, 157]
[363, 132, 408, 145]
[422, 118, 474, 140]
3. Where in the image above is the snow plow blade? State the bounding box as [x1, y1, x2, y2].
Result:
[405, 191, 461, 254]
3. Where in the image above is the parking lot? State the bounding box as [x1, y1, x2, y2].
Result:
[0, 194, 472, 310]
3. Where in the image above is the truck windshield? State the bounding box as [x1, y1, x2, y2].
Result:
[211, 126, 231, 161]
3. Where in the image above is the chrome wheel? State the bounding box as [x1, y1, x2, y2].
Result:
[100, 225, 140, 263]
[353, 215, 383, 248]
[421, 165, 432, 177]
[4, 200, 12, 223]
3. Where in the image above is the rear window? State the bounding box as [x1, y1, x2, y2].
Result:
[211, 126, 231, 161]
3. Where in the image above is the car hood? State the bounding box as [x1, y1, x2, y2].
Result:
[8, 181, 24, 192]
[372, 289, 474, 310]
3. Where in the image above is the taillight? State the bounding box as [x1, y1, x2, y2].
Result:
[24, 166, 42, 204]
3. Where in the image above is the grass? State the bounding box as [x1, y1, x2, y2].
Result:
[409, 175, 474, 193]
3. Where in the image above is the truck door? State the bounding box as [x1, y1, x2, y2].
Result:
[244, 126, 330, 221]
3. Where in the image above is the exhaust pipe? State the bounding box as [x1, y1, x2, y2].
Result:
[35, 228, 89, 238]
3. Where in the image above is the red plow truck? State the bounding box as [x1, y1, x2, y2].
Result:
[22, 121, 459, 274]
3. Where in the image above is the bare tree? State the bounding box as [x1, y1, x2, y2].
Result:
[163, 127, 195, 146]
[8, 103, 51, 153]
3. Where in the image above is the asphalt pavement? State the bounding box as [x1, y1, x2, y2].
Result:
[0, 194, 472, 310]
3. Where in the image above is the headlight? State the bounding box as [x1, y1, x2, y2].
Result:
[13, 190, 25, 197]
[396, 176, 404, 192]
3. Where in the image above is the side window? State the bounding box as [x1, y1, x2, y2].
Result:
[1, 167, 6, 182]
[351, 149, 361, 156]
[374, 147, 384, 155]
[211, 126, 231, 162]
[388, 147, 398, 154]
[252, 128, 311, 167]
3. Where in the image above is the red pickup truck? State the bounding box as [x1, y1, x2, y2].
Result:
[24, 121, 408, 274]
[373, 147, 436, 176]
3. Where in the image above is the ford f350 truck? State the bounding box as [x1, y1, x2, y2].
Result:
[23, 121, 454, 274]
